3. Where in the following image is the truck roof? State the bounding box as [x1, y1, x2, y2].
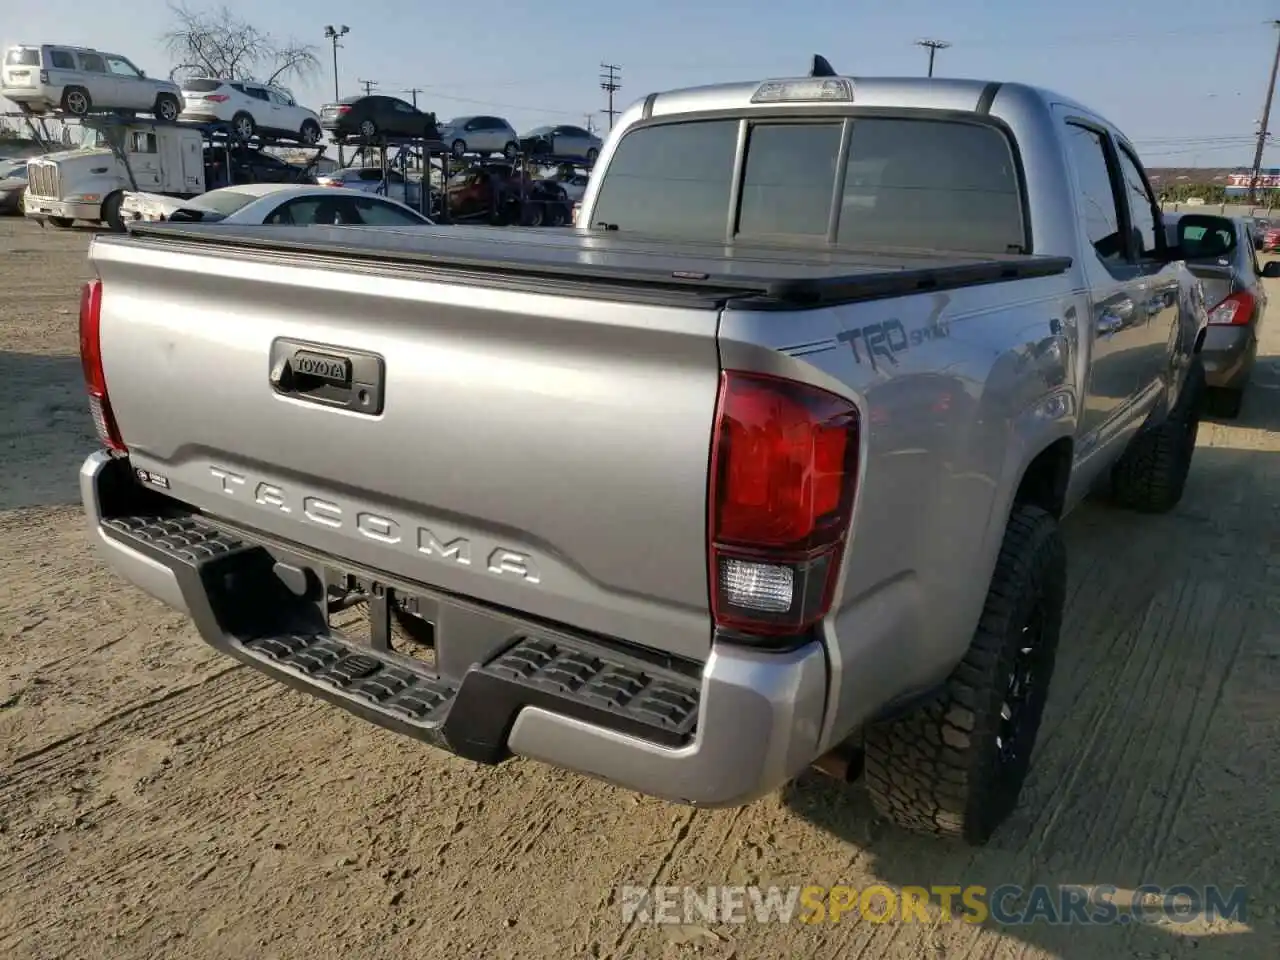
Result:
[635, 74, 1123, 148]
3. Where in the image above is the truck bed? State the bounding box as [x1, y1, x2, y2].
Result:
[122, 222, 1073, 307]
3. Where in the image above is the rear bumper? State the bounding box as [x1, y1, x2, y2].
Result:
[81, 451, 828, 807]
[1200, 325, 1255, 389]
[24, 198, 99, 221]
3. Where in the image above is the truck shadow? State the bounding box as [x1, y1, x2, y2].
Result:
[0, 351, 96, 511]
[781, 446, 1280, 957]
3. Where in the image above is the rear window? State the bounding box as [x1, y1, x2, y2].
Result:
[5, 48, 40, 67]
[183, 78, 226, 92]
[589, 116, 1026, 253]
[187, 190, 261, 217]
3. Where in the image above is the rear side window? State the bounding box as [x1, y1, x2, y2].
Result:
[184, 78, 225, 92]
[5, 48, 40, 66]
[78, 53, 107, 73]
[589, 119, 738, 240]
[590, 116, 1025, 251]
[49, 50, 75, 70]
[837, 119, 1024, 253]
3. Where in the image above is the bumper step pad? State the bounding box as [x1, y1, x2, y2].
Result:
[100, 511, 701, 763]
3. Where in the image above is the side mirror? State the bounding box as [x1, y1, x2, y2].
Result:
[140, 70, 147, 78]
[1261, 260, 1280, 279]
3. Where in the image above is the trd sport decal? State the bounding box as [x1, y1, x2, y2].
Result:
[837, 318, 952, 369]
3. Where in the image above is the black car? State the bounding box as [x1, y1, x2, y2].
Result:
[203, 147, 316, 190]
[320, 95, 443, 143]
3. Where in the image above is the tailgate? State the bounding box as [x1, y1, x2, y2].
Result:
[90, 234, 723, 661]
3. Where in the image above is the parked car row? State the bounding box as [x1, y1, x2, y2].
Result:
[3, 43, 605, 161]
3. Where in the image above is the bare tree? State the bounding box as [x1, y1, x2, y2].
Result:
[161, 3, 320, 86]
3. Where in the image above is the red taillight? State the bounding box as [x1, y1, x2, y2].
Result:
[708, 371, 860, 639]
[78, 279, 127, 453]
[337, 105, 352, 114]
[1207, 290, 1255, 326]
[207, 94, 230, 102]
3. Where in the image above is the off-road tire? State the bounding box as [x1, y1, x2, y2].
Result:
[1110, 360, 1204, 513]
[863, 504, 1066, 845]
[61, 86, 91, 116]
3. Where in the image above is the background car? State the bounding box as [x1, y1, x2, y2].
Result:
[437, 116, 520, 158]
[1167, 211, 1279, 417]
[180, 78, 323, 144]
[539, 165, 590, 202]
[0, 159, 28, 214]
[2, 43, 182, 119]
[520, 124, 602, 164]
[315, 165, 428, 207]
[159, 183, 434, 226]
[203, 146, 318, 190]
[320, 95, 442, 142]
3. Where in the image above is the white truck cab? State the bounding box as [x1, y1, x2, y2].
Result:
[24, 122, 205, 230]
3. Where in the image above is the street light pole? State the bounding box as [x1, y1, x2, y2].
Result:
[324, 24, 350, 165]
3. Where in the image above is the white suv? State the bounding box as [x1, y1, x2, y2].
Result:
[2, 44, 182, 119]
[179, 78, 323, 144]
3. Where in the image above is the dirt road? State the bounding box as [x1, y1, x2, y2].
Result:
[1, 217, 1277, 960]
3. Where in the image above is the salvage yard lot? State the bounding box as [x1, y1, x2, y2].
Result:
[1, 216, 1278, 960]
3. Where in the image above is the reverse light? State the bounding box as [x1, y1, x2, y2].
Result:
[1207, 290, 1255, 326]
[751, 77, 854, 104]
[78, 279, 127, 454]
[709, 371, 860, 640]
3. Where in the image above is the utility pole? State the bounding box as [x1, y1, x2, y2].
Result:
[915, 38, 950, 78]
[324, 24, 350, 165]
[600, 63, 621, 130]
[1249, 20, 1280, 204]
[403, 87, 424, 109]
[358, 78, 378, 96]
[584, 113, 596, 135]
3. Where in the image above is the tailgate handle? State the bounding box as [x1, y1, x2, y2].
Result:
[269, 338, 385, 415]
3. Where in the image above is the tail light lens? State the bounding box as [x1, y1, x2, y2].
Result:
[1207, 290, 1255, 326]
[709, 371, 860, 639]
[337, 105, 352, 115]
[206, 94, 230, 102]
[78, 279, 127, 453]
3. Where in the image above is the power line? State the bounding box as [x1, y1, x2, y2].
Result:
[600, 63, 621, 130]
[915, 39, 950, 78]
[358, 78, 378, 97]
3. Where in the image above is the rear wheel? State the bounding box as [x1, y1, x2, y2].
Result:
[232, 112, 256, 141]
[451, 139, 467, 158]
[586, 147, 599, 165]
[1205, 386, 1244, 419]
[101, 192, 125, 233]
[502, 140, 519, 159]
[300, 120, 322, 144]
[154, 93, 181, 122]
[864, 504, 1066, 845]
[359, 119, 378, 139]
[61, 86, 91, 117]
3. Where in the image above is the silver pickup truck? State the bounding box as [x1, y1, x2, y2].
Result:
[79, 66, 1210, 846]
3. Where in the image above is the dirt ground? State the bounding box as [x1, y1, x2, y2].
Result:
[1, 216, 1278, 960]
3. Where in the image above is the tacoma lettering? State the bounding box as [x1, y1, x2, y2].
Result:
[204, 466, 539, 583]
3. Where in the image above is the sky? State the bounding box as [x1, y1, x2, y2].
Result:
[4, 0, 1280, 168]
